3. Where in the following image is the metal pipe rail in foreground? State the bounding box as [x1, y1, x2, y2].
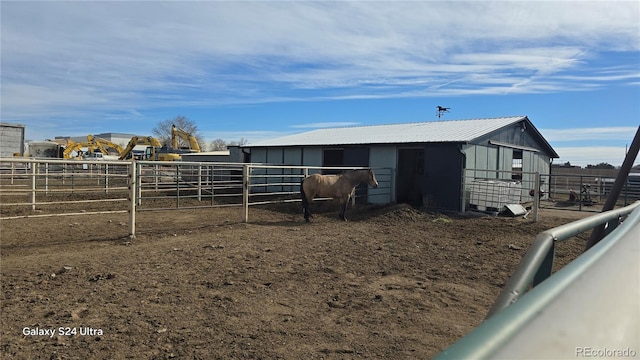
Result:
[485, 200, 640, 320]
[435, 201, 640, 359]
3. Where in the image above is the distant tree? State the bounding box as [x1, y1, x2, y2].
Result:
[152, 115, 206, 150]
[586, 162, 615, 169]
[210, 138, 228, 151]
[228, 138, 249, 147]
[563, 161, 572, 167]
[210, 137, 248, 150]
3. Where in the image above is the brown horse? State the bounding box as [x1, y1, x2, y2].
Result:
[300, 169, 378, 222]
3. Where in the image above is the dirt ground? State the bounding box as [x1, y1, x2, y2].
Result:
[0, 202, 591, 360]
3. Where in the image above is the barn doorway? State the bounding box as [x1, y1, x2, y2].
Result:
[397, 148, 425, 205]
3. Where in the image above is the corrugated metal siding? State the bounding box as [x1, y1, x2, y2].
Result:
[246, 117, 527, 147]
[370, 146, 396, 203]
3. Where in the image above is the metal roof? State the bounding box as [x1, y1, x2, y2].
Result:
[245, 116, 528, 147]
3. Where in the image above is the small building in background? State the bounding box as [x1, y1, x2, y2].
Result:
[0, 122, 26, 157]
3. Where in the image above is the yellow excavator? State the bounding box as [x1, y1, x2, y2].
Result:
[171, 124, 201, 153]
[87, 135, 124, 157]
[62, 140, 88, 159]
[119, 136, 181, 161]
[62, 135, 124, 160]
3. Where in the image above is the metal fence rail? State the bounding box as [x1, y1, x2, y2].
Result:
[0, 158, 131, 216]
[1, 158, 392, 236]
[435, 200, 640, 359]
[544, 173, 640, 209]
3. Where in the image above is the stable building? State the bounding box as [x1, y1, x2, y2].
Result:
[242, 116, 558, 212]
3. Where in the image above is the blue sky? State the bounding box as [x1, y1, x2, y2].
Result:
[1, 1, 639, 167]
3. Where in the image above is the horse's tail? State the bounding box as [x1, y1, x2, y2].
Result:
[300, 179, 308, 209]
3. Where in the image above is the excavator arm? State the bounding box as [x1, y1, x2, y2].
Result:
[87, 135, 124, 156]
[171, 125, 201, 152]
[63, 140, 84, 159]
[119, 136, 175, 160]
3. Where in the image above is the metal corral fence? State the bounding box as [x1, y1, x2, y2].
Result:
[134, 161, 392, 219]
[462, 168, 640, 216]
[0, 158, 131, 213]
[0, 158, 392, 237]
[435, 200, 640, 359]
[544, 172, 640, 209]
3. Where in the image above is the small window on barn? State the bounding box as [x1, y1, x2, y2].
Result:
[512, 149, 523, 180]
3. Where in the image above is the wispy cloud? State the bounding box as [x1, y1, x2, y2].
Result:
[1, 1, 638, 130]
[554, 146, 635, 167]
[540, 127, 639, 142]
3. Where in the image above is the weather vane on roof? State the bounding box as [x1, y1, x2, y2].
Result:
[437, 106, 450, 119]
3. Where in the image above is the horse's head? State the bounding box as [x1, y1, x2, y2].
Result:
[368, 169, 379, 188]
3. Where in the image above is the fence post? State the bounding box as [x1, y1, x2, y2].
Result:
[175, 164, 180, 208]
[44, 162, 49, 195]
[578, 175, 583, 211]
[137, 162, 142, 206]
[154, 163, 159, 191]
[461, 171, 467, 213]
[243, 164, 250, 222]
[210, 165, 215, 206]
[197, 164, 202, 201]
[128, 161, 137, 238]
[533, 172, 540, 222]
[104, 164, 109, 194]
[30, 160, 36, 211]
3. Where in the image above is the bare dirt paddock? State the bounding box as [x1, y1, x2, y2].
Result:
[0, 202, 590, 359]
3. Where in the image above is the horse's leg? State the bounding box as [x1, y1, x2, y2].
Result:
[304, 196, 312, 222]
[339, 198, 349, 221]
[301, 181, 312, 222]
[303, 194, 312, 222]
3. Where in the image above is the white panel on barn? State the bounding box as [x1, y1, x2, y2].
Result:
[475, 146, 490, 179]
[303, 147, 323, 174]
[464, 145, 476, 169]
[283, 147, 302, 191]
[498, 147, 514, 179]
[369, 146, 396, 203]
[487, 147, 498, 177]
[538, 156, 550, 199]
[520, 150, 536, 200]
[265, 148, 284, 192]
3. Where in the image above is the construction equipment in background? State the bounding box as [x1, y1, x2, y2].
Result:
[171, 124, 201, 153]
[87, 135, 124, 158]
[119, 136, 181, 161]
[62, 139, 90, 159]
[61, 135, 122, 160]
